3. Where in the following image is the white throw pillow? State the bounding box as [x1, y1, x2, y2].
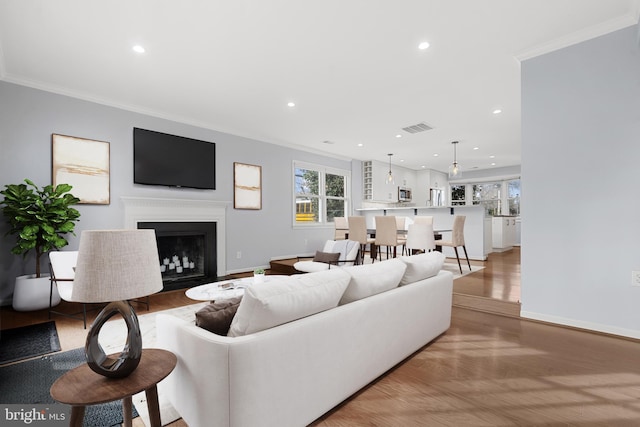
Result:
[339, 258, 406, 305]
[228, 269, 351, 337]
[398, 251, 445, 285]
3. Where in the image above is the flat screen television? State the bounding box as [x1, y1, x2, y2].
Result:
[134, 128, 216, 190]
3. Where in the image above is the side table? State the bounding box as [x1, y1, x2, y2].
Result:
[50, 348, 177, 427]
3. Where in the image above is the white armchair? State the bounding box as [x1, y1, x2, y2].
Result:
[294, 240, 360, 273]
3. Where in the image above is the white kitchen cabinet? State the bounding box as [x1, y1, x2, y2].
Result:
[492, 216, 516, 249]
[363, 160, 398, 202]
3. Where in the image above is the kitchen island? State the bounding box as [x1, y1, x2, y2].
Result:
[355, 205, 488, 260]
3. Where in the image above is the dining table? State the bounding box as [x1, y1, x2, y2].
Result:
[344, 228, 451, 260]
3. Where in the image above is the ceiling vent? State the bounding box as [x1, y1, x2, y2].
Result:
[401, 122, 433, 134]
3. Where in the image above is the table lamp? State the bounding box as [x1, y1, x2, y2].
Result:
[73, 229, 163, 378]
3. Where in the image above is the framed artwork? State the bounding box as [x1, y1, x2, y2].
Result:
[234, 162, 262, 210]
[52, 134, 110, 205]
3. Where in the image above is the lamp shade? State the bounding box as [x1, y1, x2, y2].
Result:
[72, 229, 163, 303]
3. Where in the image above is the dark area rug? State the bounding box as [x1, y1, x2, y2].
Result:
[0, 347, 138, 427]
[0, 321, 61, 365]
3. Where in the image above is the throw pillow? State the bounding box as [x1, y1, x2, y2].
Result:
[228, 269, 351, 337]
[313, 251, 340, 264]
[398, 251, 445, 285]
[195, 296, 243, 336]
[339, 258, 407, 305]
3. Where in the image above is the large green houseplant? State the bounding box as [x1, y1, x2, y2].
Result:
[0, 179, 81, 278]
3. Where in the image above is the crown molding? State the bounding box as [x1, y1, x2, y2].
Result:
[515, 14, 638, 61]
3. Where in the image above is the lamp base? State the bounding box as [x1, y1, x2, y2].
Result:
[85, 300, 142, 378]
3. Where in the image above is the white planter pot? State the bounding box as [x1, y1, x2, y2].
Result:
[12, 274, 61, 312]
[253, 273, 265, 284]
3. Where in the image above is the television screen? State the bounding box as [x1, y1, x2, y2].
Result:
[134, 128, 216, 190]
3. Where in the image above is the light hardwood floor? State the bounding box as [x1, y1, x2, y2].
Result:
[3, 248, 640, 426]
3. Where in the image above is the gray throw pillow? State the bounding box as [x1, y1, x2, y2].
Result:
[313, 251, 340, 264]
[195, 296, 243, 335]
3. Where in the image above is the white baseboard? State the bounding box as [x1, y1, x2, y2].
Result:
[521, 310, 640, 340]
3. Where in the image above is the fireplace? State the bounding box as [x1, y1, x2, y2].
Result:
[138, 222, 217, 292]
[122, 197, 229, 291]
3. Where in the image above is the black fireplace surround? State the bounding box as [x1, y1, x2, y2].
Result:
[138, 222, 217, 292]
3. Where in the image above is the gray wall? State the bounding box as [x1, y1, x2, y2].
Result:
[521, 25, 640, 338]
[0, 81, 354, 304]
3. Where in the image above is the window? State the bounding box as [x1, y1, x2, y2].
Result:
[451, 185, 466, 206]
[472, 182, 501, 216]
[507, 179, 521, 216]
[294, 162, 350, 225]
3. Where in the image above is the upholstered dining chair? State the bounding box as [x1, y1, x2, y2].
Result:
[333, 217, 349, 240]
[413, 215, 434, 226]
[374, 216, 404, 261]
[395, 216, 408, 255]
[405, 223, 436, 255]
[348, 216, 375, 264]
[438, 215, 471, 274]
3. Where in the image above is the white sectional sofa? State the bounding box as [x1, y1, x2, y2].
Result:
[156, 252, 453, 427]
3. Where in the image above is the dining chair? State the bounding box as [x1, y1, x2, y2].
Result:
[374, 216, 404, 261]
[333, 217, 349, 240]
[348, 216, 375, 264]
[413, 215, 434, 226]
[438, 215, 471, 274]
[395, 216, 408, 255]
[405, 223, 435, 255]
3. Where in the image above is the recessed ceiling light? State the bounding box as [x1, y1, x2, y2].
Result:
[357, 143, 363, 147]
[433, 153, 439, 157]
[287, 102, 296, 107]
[489, 155, 496, 159]
[493, 109, 502, 114]
[421, 165, 426, 169]
[132, 45, 145, 53]
[491, 162, 496, 166]
[418, 41, 430, 50]
[400, 159, 405, 162]
[473, 147, 479, 150]
[395, 134, 402, 138]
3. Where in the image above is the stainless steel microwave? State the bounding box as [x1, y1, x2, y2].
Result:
[398, 187, 412, 202]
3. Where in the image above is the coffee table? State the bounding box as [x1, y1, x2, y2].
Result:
[185, 275, 287, 301]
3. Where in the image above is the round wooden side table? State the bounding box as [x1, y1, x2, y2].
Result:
[50, 348, 177, 427]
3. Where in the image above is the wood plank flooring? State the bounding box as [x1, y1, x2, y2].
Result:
[3, 248, 640, 426]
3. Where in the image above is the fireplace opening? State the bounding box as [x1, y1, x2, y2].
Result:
[138, 221, 217, 292]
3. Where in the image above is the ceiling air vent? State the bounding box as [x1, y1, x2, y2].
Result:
[401, 122, 433, 134]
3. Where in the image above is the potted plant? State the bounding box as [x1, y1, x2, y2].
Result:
[253, 268, 265, 284]
[0, 179, 80, 310]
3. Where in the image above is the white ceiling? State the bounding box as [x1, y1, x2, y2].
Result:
[0, 0, 638, 174]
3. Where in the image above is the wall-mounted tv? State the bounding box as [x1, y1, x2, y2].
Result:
[134, 128, 216, 190]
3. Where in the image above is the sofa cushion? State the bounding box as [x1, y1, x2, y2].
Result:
[228, 268, 351, 337]
[313, 251, 340, 264]
[195, 296, 243, 335]
[339, 258, 406, 305]
[398, 251, 446, 285]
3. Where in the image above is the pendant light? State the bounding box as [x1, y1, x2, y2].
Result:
[385, 153, 395, 185]
[448, 141, 462, 179]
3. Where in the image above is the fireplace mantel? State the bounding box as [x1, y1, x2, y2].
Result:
[122, 196, 229, 276]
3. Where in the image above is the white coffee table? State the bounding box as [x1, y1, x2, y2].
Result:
[185, 275, 287, 301]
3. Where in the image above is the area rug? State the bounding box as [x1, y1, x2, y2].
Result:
[442, 262, 484, 279]
[0, 347, 137, 426]
[0, 321, 61, 365]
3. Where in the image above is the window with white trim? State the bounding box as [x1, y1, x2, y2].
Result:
[294, 162, 350, 225]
